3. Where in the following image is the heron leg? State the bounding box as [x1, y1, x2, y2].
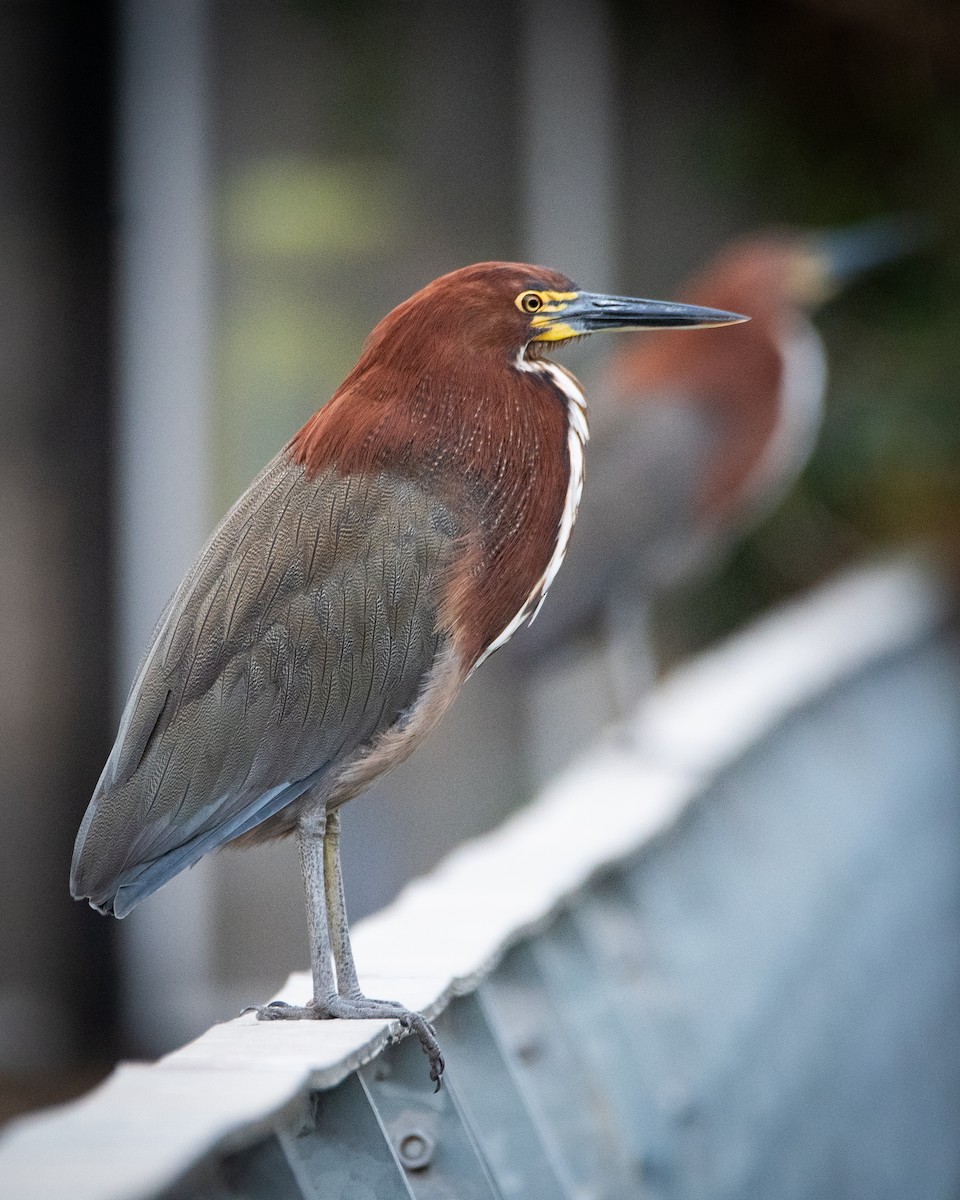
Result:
[252, 807, 334, 1015]
[254, 805, 444, 1088]
[302, 806, 337, 1001]
[604, 586, 656, 717]
[322, 808, 378, 1000]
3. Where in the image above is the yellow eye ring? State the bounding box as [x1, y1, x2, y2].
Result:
[517, 291, 544, 314]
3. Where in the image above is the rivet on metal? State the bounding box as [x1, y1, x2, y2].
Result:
[514, 1039, 542, 1064]
[397, 1129, 435, 1171]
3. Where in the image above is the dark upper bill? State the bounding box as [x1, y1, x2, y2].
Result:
[530, 291, 750, 342]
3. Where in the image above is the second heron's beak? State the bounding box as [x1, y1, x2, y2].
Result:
[794, 214, 931, 305]
[817, 214, 930, 286]
[529, 291, 749, 342]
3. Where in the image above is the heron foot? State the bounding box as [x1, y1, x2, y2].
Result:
[249, 995, 445, 1089]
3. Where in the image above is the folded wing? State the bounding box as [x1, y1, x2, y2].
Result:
[71, 455, 458, 916]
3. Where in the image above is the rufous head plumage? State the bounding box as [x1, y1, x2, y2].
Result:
[288, 261, 746, 663]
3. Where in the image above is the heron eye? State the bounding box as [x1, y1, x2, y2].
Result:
[517, 291, 544, 314]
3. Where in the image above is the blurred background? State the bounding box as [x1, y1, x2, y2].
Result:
[1, 0, 958, 1125]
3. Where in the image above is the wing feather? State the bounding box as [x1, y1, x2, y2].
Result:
[71, 453, 460, 915]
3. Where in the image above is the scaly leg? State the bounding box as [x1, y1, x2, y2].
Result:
[323, 808, 385, 1000]
[325, 808, 444, 1085]
[604, 586, 657, 717]
[254, 806, 444, 1089]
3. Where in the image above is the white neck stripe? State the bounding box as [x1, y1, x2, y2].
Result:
[472, 354, 589, 671]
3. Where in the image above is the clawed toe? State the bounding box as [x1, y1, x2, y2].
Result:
[342, 992, 410, 1017]
[252, 1000, 319, 1021]
[244, 992, 445, 1086]
[396, 1011, 445, 1091]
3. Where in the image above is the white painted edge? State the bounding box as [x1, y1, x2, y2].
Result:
[0, 1064, 308, 1200]
[631, 554, 949, 773]
[0, 554, 949, 1200]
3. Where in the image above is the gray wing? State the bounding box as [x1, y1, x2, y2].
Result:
[71, 454, 459, 917]
[508, 394, 719, 662]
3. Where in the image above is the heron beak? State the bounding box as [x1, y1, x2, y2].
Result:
[804, 214, 931, 299]
[530, 292, 749, 342]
